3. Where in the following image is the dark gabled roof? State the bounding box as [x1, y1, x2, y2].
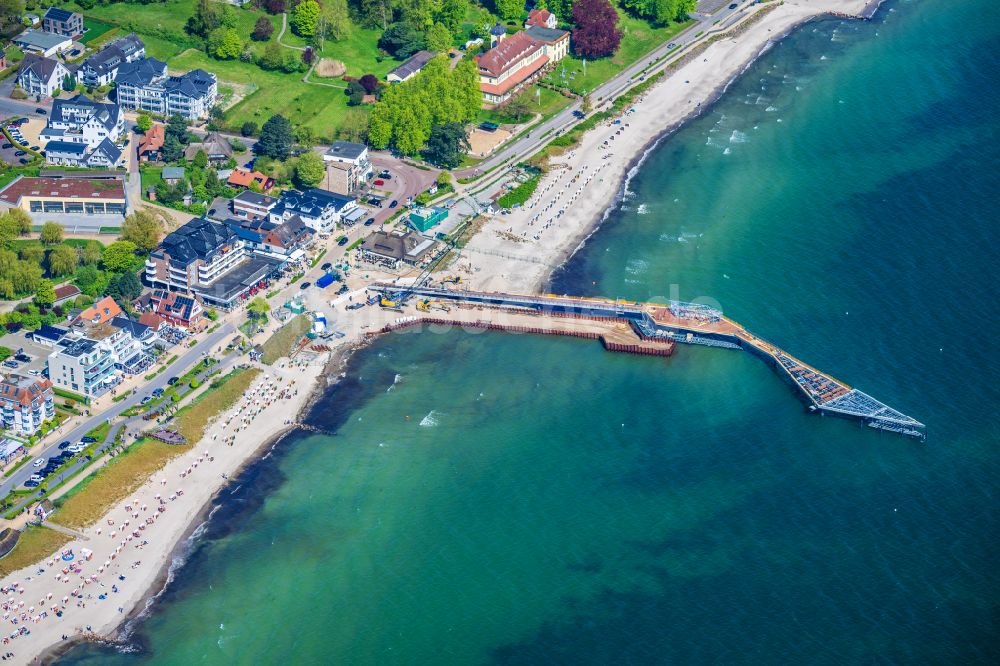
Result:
[325, 141, 367, 161]
[44, 140, 87, 156]
[50, 94, 121, 133]
[32, 324, 68, 342]
[111, 316, 151, 339]
[116, 57, 167, 87]
[234, 190, 276, 208]
[276, 188, 354, 218]
[44, 7, 77, 22]
[387, 50, 435, 80]
[90, 138, 122, 164]
[165, 69, 216, 99]
[18, 54, 64, 83]
[156, 217, 238, 267]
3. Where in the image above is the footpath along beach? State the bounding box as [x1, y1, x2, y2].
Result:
[0, 1, 880, 662]
[458, 0, 875, 293]
[0, 360, 323, 663]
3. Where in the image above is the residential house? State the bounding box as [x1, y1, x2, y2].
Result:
[137, 311, 167, 332]
[42, 7, 83, 38]
[0, 375, 54, 436]
[524, 25, 570, 63]
[77, 34, 145, 88]
[137, 124, 164, 162]
[46, 337, 117, 397]
[16, 54, 72, 98]
[386, 50, 435, 83]
[225, 215, 314, 262]
[28, 324, 69, 348]
[13, 29, 72, 57]
[358, 230, 437, 270]
[71, 295, 122, 325]
[226, 167, 273, 191]
[40, 94, 125, 167]
[116, 57, 217, 120]
[69, 319, 150, 375]
[111, 315, 158, 348]
[269, 188, 359, 233]
[147, 290, 206, 330]
[53, 284, 81, 305]
[145, 217, 280, 309]
[526, 8, 558, 29]
[184, 132, 232, 164]
[161, 166, 186, 185]
[0, 174, 127, 218]
[476, 30, 551, 107]
[322, 141, 372, 195]
[231, 190, 277, 220]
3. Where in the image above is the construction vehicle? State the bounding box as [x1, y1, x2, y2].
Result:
[416, 299, 431, 312]
[380, 296, 397, 308]
[442, 275, 461, 285]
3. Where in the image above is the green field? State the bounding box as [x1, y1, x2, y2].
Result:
[80, 18, 115, 45]
[545, 12, 693, 95]
[479, 86, 573, 125]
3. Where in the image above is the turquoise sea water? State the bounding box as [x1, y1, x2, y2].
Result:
[60, 0, 999, 663]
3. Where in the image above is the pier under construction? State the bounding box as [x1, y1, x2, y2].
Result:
[372, 284, 925, 440]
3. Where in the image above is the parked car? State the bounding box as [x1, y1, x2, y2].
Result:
[151, 388, 164, 398]
[80, 435, 97, 443]
[140, 395, 152, 405]
[1, 143, 10, 149]
[35, 108, 46, 115]
[364, 217, 375, 226]
[14, 150, 25, 156]
[14, 353, 30, 363]
[3, 360, 18, 369]
[373, 179, 385, 186]
[321, 262, 332, 271]
[389, 200, 398, 208]
[299, 281, 311, 289]
[29, 474, 43, 483]
[24, 480, 39, 488]
[57, 441, 71, 450]
[379, 169, 391, 177]
[729, 3, 738, 8]
[17, 158, 28, 164]
[67, 444, 85, 454]
[572, 110, 586, 119]
[167, 376, 179, 385]
[32, 458, 44, 467]
[29, 145, 39, 151]
[338, 236, 349, 246]
[668, 42, 677, 48]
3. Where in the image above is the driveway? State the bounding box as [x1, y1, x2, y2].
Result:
[0, 323, 235, 501]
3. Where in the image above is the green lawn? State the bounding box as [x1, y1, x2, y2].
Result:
[139, 164, 164, 197]
[545, 12, 693, 95]
[479, 87, 572, 125]
[80, 18, 115, 45]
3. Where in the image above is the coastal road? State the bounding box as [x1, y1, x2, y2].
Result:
[453, 2, 750, 179]
[0, 323, 236, 502]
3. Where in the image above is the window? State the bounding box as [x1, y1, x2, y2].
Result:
[29, 201, 42, 212]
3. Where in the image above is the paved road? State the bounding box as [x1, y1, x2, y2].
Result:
[454, 3, 749, 179]
[0, 323, 235, 501]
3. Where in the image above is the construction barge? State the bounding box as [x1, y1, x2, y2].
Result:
[373, 284, 925, 440]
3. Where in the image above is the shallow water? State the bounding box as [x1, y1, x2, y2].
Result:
[59, 0, 1000, 663]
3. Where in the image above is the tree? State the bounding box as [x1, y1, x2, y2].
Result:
[136, 114, 153, 133]
[162, 134, 184, 163]
[34, 279, 55, 307]
[294, 125, 318, 149]
[295, 151, 325, 188]
[426, 22, 452, 53]
[302, 47, 315, 66]
[107, 271, 142, 302]
[503, 95, 531, 122]
[257, 114, 294, 160]
[120, 210, 163, 252]
[208, 27, 243, 60]
[495, 0, 524, 21]
[19, 244, 44, 264]
[193, 149, 209, 170]
[62, 73, 76, 92]
[47, 244, 79, 277]
[572, 0, 622, 58]
[358, 74, 379, 94]
[81, 241, 103, 265]
[247, 297, 270, 319]
[345, 80, 365, 106]
[2, 209, 32, 236]
[241, 121, 259, 137]
[422, 122, 470, 168]
[259, 41, 285, 71]
[12, 262, 42, 295]
[252, 16, 274, 41]
[102, 241, 139, 273]
[264, 0, 285, 13]
[319, 0, 350, 40]
[621, 0, 695, 25]
[291, 0, 320, 37]
[437, 171, 452, 188]
[166, 114, 189, 144]
[437, 0, 468, 33]
[40, 221, 63, 245]
[74, 265, 109, 297]
[378, 23, 426, 59]
[581, 94, 592, 114]
[187, 0, 223, 37]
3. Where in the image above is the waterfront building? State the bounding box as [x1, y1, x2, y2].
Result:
[475, 27, 568, 107]
[0, 375, 54, 436]
[269, 188, 358, 233]
[116, 58, 217, 120]
[358, 230, 436, 269]
[78, 34, 145, 87]
[46, 338, 117, 398]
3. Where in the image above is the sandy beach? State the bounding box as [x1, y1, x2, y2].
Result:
[456, 0, 873, 293]
[0, 1, 877, 662]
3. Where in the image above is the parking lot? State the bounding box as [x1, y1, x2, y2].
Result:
[0, 330, 53, 375]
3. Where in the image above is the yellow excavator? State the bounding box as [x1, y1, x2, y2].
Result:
[380, 295, 398, 308]
[416, 299, 431, 312]
[442, 275, 461, 285]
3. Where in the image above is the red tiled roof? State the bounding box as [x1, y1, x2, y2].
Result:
[526, 9, 554, 27]
[53, 284, 80, 301]
[0, 376, 52, 407]
[0, 177, 126, 204]
[476, 32, 544, 78]
[75, 295, 122, 325]
[227, 168, 273, 190]
[480, 55, 549, 96]
[138, 124, 164, 155]
[138, 312, 165, 330]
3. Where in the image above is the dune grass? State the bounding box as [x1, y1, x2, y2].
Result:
[0, 526, 71, 578]
[51, 368, 260, 529]
[260, 315, 311, 365]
